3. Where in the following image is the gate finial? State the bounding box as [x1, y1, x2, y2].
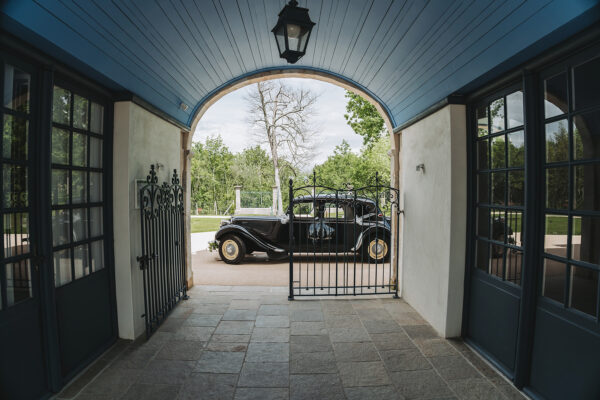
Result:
[147, 164, 158, 184]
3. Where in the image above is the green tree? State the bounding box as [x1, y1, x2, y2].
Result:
[314, 136, 391, 190]
[190, 135, 234, 214]
[343, 91, 386, 148]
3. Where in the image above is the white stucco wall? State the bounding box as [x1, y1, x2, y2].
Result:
[400, 104, 467, 338]
[113, 101, 183, 339]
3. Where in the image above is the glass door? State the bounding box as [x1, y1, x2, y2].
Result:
[529, 49, 600, 400]
[466, 84, 526, 375]
[0, 58, 48, 399]
[50, 81, 115, 379]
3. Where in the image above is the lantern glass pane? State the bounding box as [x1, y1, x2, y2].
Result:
[286, 24, 301, 52]
[275, 25, 286, 54]
[299, 27, 310, 52]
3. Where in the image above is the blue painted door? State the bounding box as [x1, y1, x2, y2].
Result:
[528, 46, 600, 400]
[0, 56, 49, 400]
[466, 84, 526, 376]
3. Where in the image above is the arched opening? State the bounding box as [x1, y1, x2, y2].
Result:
[182, 69, 401, 290]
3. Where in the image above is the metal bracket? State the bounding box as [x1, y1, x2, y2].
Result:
[137, 253, 158, 270]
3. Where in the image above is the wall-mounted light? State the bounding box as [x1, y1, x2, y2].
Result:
[272, 0, 315, 64]
[180, 102, 189, 112]
[416, 163, 425, 173]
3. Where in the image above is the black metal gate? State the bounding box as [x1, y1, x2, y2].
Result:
[138, 165, 188, 337]
[288, 173, 400, 298]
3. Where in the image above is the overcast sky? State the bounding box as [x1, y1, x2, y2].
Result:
[192, 78, 363, 166]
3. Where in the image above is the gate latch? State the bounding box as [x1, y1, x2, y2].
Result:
[137, 253, 158, 270]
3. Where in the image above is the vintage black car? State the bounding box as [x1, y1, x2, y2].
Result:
[211, 194, 392, 264]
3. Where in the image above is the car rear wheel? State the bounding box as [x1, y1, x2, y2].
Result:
[364, 237, 390, 263]
[219, 235, 246, 264]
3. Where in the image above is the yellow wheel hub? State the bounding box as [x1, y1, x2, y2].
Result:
[368, 238, 388, 260]
[222, 239, 239, 261]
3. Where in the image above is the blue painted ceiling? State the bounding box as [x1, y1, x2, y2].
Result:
[1, 0, 599, 129]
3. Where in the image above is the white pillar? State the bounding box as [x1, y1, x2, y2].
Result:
[272, 186, 278, 215]
[235, 186, 242, 213]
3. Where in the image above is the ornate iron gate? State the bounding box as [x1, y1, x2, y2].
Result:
[138, 165, 188, 337]
[288, 173, 400, 298]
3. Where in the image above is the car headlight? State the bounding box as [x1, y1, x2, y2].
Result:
[220, 219, 230, 227]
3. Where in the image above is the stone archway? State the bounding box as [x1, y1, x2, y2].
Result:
[182, 69, 402, 291]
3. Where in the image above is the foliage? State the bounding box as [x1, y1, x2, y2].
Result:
[190, 136, 234, 214]
[343, 91, 386, 148]
[314, 136, 391, 189]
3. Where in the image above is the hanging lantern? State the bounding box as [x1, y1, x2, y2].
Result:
[271, 0, 316, 64]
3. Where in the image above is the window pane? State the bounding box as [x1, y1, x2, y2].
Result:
[477, 173, 489, 203]
[91, 240, 104, 272]
[90, 137, 102, 168]
[569, 266, 598, 317]
[52, 86, 70, 125]
[72, 171, 87, 204]
[544, 214, 568, 259]
[3, 65, 30, 113]
[507, 130, 524, 167]
[476, 207, 490, 239]
[90, 207, 103, 237]
[491, 172, 505, 205]
[506, 90, 524, 128]
[3, 165, 28, 208]
[505, 249, 522, 286]
[573, 56, 600, 110]
[72, 208, 88, 242]
[477, 105, 488, 137]
[51, 169, 69, 205]
[5, 260, 32, 306]
[476, 139, 488, 170]
[3, 114, 28, 160]
[54, 249, 72, 287]
[52, 209, 70, 246]
[51, 127, 69, 164]
[73, 95, 89, 129]
[475, 240, 490, 272]
[74, 244, 89, 279]
[491, 135, 505, 168]
[573, 111, 600, 161]
[3, 213, 29, 258]
[90, 102, 104, 134]
[72, 133, 87, 167]
[546, 167, 568, 209]
[90, 172, 102, 202]
[574, 164, 600, 211]
[491, 210, 506, 243]
[545, 120, 569, 163]
[544, 72, 568, 118]
[508, 170, 524, 206]
[572, 215, 600, 265]
[506, 210, 524, 247]
[490, 245, 504, 278]
[543, 258, 566, 304]
[490, 98, 504, 133]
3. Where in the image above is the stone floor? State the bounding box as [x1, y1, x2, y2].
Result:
[58, 285, 527, 400]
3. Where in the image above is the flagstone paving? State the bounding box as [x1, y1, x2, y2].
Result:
[58, 285, 527, 400]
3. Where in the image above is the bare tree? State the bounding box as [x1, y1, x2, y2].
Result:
[246, 81, 318, 214]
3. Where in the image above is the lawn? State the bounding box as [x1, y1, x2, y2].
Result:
[191, 217, 224, 233]
[491, 213, 580, 235]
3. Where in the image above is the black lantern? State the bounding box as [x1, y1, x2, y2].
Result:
[271, 0, 315, 64]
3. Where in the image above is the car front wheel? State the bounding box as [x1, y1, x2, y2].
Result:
[364, 237, 390, 263]
[219, 235, 246, 264]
